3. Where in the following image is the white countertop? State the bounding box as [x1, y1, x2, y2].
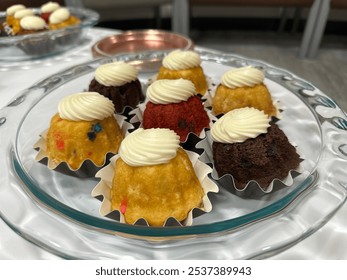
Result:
[0, 27, 346, 260]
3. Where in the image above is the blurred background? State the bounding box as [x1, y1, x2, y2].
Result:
[2, 0, 347, 110]
[2, 1, 346, 41]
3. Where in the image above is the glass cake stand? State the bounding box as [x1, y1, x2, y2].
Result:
[0, 49, 346, 259]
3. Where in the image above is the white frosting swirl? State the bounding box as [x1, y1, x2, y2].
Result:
[49, 7, 70, 24]
[119, 128, 180, 166]
[95, 61, 138, 87]
[14, 9, 34, 19]
[41, 2, 60, 13]
[221, 66, 265, 89]
[58, 92, 115, 121]
[146, 79, 195, 104]
[6, 4, 25, 16]
[211, 107, 270, 143]
[162, 50, 201, 70]
[20, 16, 46, 30]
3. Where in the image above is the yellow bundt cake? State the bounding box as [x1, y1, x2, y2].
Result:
[48, 7, 80, 30]
[157, 50, 208, 94]
[212, 66, 277, 117]
[110, 128, 204, 226]
[45, 92, 123, 170]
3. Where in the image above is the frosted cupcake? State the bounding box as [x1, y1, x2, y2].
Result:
[210, 107, 300, 190]
[93, 128, 218, 226]
[141, 79, 211, 142]
[48, 7, 80, 30]
[17, 15, 48, 35]
[157, 50, 208, 94]
[34, 92, 127, 176]
[88, 61, 144, 113]
[17, 16, 54, 55]
[5, 4, 26, 27]
[212, 66, 278, 117]
[40, 1, 61, 23]
[11, 8, 35, 35]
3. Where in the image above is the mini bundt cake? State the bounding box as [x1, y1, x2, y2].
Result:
[142, 79, 210, 141]
[89, 61, 144, 113]
[212, 66, 277, 117]
[157, 50, 208, 94]
[211, 107, 300, 188]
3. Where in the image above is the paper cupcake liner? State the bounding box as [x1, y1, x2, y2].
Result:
[92, 149, 219, 226]
[196, 130, 306, 198]
[129, 101, 217, 145]
[33, 114, 133, 178]
[2, 22, 13, 36]
[116, 105, 142, 123]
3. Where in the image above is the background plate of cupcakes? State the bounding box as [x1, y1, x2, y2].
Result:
[0, 48, 346, 259]
[0, 3, 99, 61]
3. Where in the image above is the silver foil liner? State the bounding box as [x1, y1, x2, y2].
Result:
[92, 149, 219, 226]
[196, 130, 305, 198]
[33, 114, 133, 178]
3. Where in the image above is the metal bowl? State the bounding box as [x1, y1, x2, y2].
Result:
[91, 29, 194, 71]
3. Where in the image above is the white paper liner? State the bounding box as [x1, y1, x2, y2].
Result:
[196, 130, 306, 197]
[92, 149, 219, 227]
[33, 114, 133, 177]
[2, 22, 12, 36]
[129, 100, 217, 143]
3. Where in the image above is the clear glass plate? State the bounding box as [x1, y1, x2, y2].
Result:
[0, 7, 99, 61]
[0, 49, 347, 259]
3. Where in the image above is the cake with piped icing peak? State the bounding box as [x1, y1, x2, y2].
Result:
[157, 50, 208, 95]
[212, 66, 277, 117]
[142, 78, 210, 141]
[43, 92, 124, 171]
[110, 128, 205, 226]
[211, 107, 300, 188]
[89, 61, 144, 113]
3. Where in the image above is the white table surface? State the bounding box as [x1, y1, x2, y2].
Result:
[1, 27, 346, 260]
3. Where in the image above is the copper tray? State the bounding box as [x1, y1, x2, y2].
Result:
[91, 29, 194, 71]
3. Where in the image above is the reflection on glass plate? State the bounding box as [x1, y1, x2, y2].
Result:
[0, 48, 347, 259]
